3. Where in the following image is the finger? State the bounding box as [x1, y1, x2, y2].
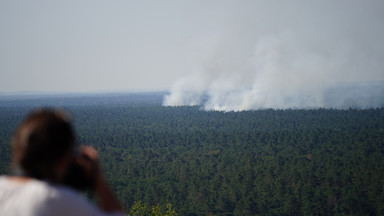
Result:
[79, 145, 99, 160]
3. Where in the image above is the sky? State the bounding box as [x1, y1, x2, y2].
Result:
[1, 0, 384, 109]
[0, 0, 200, 92]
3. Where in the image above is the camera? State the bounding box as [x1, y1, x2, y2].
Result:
[62, 153, 96, 191]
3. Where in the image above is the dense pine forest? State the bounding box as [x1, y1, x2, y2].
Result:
[1, 93, 384, 215]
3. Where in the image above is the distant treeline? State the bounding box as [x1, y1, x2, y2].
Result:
[0, 92, 165, 107]
[1, 96, 383, 215]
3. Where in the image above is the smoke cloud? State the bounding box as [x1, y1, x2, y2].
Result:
[163, 0, 384, 111]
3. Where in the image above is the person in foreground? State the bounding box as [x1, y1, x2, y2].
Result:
[0, 109, 125, 216]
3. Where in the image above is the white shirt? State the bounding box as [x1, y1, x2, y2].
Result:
[0, 176, 125, 216]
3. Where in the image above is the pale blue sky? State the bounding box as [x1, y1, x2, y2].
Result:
[1, 0, 383, 93]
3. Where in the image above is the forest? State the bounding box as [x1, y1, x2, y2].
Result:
[0, 93, 384, 215]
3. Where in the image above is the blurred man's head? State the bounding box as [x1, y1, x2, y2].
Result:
[12, 109, 75, 182]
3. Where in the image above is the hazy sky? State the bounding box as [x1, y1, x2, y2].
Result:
[1, 0, 383, 94]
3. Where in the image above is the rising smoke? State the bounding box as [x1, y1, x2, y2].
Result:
[163, 0, 384, 111]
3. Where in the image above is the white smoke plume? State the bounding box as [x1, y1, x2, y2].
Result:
[163, 0, 384, 111]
